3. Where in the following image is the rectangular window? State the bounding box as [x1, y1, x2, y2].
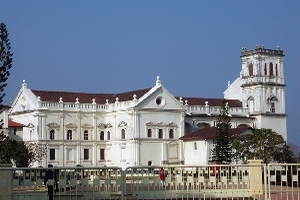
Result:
[147, 129, 152, 138]
[264, 64, 267, 75]
[66, 149, 72, 161]
[14, 129, 17, 135]
[84, 149, 89, 160]
[169, 129, 174, 139]
[100, 149, 105, 160]
[269, 63, 274, 76]
[50, 149, 55, 160]
[158, 129, 163, 139]
[194, 142, 197, 150]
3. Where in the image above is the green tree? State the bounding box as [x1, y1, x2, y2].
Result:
[211, 100, 233, 164]
[232, 128, 292, 163]
[0, 138, 46, 166]
[11, 140, 32, 167]
[0, 134, 12, 163]
[0, 22, 13, 163]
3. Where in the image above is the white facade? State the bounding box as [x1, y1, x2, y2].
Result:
[181, 128, 253, 165]
[8, 46, 287, 167]
[182, 140, 210, 165]
[9, 77, 186, 168]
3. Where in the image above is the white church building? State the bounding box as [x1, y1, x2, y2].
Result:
[8, 46, 287, 168]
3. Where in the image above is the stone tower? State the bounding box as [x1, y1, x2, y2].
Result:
[224, 45, 287, 140]
[240, 45, 287, 140]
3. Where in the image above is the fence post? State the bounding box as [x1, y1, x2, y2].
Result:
[121, 169, 126, 200]
[248, 159, 263, 196]
[0, 164, 12, 200]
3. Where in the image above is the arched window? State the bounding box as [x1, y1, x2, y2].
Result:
[100, 131, 104, 140]
[121, 129, 125, 139]
[270, 102, 275, 113]
[107, 131, 110, 140]
[268, 96, 278, 113]
[248, 63, 253, 76]
[247, 96, 254, 113]
[169, 129, 174, 139]
[269, 63, 273, 76]
[50, 129, 55, 140]
[67, 130, 72, 140]
[147, 129, 152, 138]
[84, 130, 88, 140]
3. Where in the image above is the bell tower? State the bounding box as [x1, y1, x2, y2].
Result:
[240, 45, 287, 140]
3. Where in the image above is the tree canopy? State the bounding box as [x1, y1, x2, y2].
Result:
[0, 134, 46, 167]
[0, 23, 12, 110]
[0, 22, 13, 164]
[211, 100, 233, 164]
[232, 128, 292, 163]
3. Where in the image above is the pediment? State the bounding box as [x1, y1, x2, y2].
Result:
[134, 85, 185, 111]
[28, 123, 34, 128]
[106, 123, 112, 128]
[97, 123, 106, 129]
[157, 122, 166, 126]
[9, 84, 39, 115]
[167, 122, 178, 127]
[267, 95, 278, 101]
[81, 123, 93, 129]
[145, 121, 177, 127]
[65, 123, 77, 129]
[47, 122, 60, 128]
[118, 121, 127, 127]
[247, 96, 254, 101]
[145, 121, 156, 126]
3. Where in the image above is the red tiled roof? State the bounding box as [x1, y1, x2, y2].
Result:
[31, 88, 242, 108]
[176, 97, 242, 107]
[32, 88, 151, 104]
[8, 120, 26, 127]
[179, 126, 253, 141]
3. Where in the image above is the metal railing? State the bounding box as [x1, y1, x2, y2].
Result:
[1, 163, 300, 200]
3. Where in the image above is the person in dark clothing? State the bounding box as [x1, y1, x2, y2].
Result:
[44, 164, 58, 200]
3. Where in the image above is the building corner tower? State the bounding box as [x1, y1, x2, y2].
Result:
[240, 45, 287, 141]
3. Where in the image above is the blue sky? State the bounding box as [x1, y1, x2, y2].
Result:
[1, 1, 299, 144]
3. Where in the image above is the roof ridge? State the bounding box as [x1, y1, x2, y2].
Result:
[32, 87, 152, 96]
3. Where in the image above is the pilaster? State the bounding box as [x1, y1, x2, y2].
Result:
[0, 164, 12, 200]
[248, 159, 263, 195]
[60, 112, 64, 140]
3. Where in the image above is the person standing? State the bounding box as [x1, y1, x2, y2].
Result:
[159, 168, 166, 187]
[44, 164, 58, 200]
